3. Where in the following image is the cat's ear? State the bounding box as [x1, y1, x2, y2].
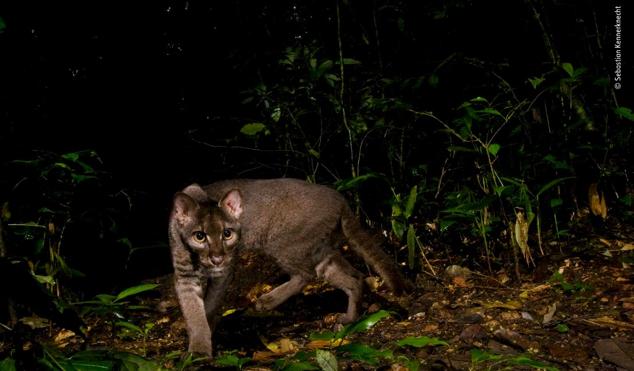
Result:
[220, 189, 243, 219]
[172, 192, 197, 224]
[182, 183, 209, 203]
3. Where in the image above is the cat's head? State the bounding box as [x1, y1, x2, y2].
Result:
[171, 184, 243, 277]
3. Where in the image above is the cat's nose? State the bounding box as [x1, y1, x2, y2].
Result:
[211, 255, 224, 266]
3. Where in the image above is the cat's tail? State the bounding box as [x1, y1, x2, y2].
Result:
[340, 205, 409, 295]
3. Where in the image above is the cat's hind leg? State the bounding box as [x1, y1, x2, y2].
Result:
[315, 254, 364, 324]
[255, 274, 308, 311]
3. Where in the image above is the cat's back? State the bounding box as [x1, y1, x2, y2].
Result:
[203, 178, 346, 222]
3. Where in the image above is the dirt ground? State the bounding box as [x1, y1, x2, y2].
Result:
[34, 219, 634, 370]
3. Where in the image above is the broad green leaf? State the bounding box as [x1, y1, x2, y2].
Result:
[536, 177, 575, 198]
[404, 186, 417, 219]
[487, 143, 501, 156]
[561, 62, 574, 77]
[391, 219, 405, 241]
[214, 353, 251, 369]
[240, 122, 267, 136]
[334, 173, 384, 191]
[33, 274, 56, 286]
[508, 355, 559, 371]
[95, 294, 116, 304]
[428, 73, 439, 88]
[337, 343, 392, 365]
[550, 198, 563, 208]
[615, 106, 634, 121]
[114, 283, 159, 302]
[338, 310, 391, 337]
[271, 107, 282, 122]
[470, 349, 503, 363]
[0, 17, 6, 33]
[309, 331, 337, 340]
[315, 350, 338, 371]
[115, 321, 142, 334]
[406, 225, 416, 270]
[396, 336, 448, 348]
[477, 108, 504, 119]
[0, 357, 16, 371]
[470, 96, 489, 104]
[528, 76, 545, 89]
[555, 323, 569, 333]
[342, 58, 361, 65]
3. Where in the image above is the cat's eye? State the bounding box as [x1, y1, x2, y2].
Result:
[193, 231, 207, 242]
[222, 228, 233, 240]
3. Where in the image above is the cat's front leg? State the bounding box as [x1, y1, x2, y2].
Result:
[175, 276, 213, 356]
[255, 274, 307, 311]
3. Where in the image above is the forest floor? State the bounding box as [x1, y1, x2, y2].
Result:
[21, 219, 634, 370]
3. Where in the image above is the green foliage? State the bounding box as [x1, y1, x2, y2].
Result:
[75, 283, 159, 326]
[548, 272, 592, 295]
[315, 350, 338, 371]
[396, 336, 448, 348]
[0, 357, 16, 371]
[40, 348, 161, 371]
[310, 310, 392, 341]
[471, 349, 559, 371]
[214, 351, 251, 370]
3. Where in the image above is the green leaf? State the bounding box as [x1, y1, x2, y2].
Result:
[338, 310, 391, 337]
[214, 352, 251, 369]
[391, 219, 405, 241]
[341, 58, 361, 65]
[334, 173, 384, 191]
[555, 323, 569, 333]
[114, 283, 159, 302]
[309, 331, 337, 340]
[406, 225, 416, 270]
[615, 106, 634, 121]
[536, 177, 575, 198]
[508, 355, 559, 371]
[271, 107, 282, 123]
[315, 350, 338, 371]
[528, 76, 545, 89]
[337, 343, 392, 365]
[240, 123, 268, 136]
[115, 321, 143, 334]
[470, 349, 503, 363]
[428, 74, 439, 88]
[33, 274, 56, 286]
[561, 62, 574, 77]
[550, 198, 563, 208]
[0, 357, 16, 371]
[0, 17, 6, 33]
[487, 143, 501, 156]
[404, 186, 418, 219]
[396, 336, 448, 348]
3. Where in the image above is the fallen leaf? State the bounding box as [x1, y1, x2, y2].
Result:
[585, 316, 634, 329]
[306, 338, 350, 349]
[247, 283, 273, 303]
[543, 303, 557, 324]
[594, 339, 634, 370]
[481, 300, 523, 310]
[54, 329, 76, 348]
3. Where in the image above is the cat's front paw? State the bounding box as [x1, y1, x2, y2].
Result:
[254, 295, 276, 311]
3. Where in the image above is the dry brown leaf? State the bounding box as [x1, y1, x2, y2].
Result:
[247, 283, 273, 303]
[452, 275, 470, 288]
[54, 329, 76, 347]
[585, 316, 634, 329]
[482, 300, 523, 310]
[306, 338, 349, 349]
[261, 337, 299, 354]
[588, 183, 608, 219]
[513, 209, 533, 266]
[252, 351, 278, 362]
